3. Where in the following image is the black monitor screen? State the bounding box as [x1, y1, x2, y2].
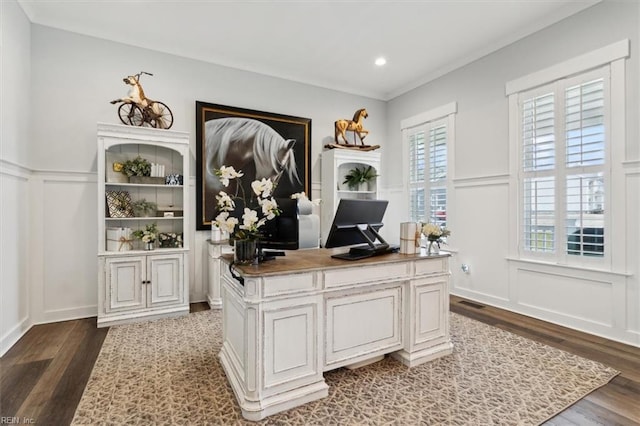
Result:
[260, 198, 299, 251]
[324, 199, 388, 248]
[226, 197, 299, 251]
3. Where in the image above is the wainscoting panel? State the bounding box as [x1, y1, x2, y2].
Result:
[450, 183, 510, 301]
[625, 172, 640, 338]
[515, 267, 614, 327]
[0, 164, 31, 356]
[40, 174, 98, 322]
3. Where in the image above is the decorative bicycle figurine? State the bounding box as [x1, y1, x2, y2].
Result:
[110, 71, 174, 129]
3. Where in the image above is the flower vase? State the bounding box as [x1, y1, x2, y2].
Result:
[144, 241, 155, 251]
[234, 239, 257, 265]
[211, 225, 222, 242]
[427, 240, 440, 255]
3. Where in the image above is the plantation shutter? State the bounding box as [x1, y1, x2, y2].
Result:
[429, 125, 447, 227]
[408, 130, 426, 222]
[521, 91, 556, 253]
[564, 78, 605, 257]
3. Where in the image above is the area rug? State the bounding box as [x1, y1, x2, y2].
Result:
[71, 310, 618, 425]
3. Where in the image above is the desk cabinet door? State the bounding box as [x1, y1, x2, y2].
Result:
[325, 285, 403, 369]
[411, 278, 448, 349]
[105, 257, 146, 313]
[262, 298, 322, 394]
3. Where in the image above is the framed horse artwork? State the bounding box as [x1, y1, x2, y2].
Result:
[195, 101, 312, 230]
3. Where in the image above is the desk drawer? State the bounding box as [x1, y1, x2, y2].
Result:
[414, 257, 448, 276]
[323, 262, 410, 289]
[262, 272, 316, 297]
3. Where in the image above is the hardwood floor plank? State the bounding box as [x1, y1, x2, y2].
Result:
[11, 321, 75, 365]
[190, 302, 210, 313]
[547, 398, 633, 426]
[584, 380, 640, 423]
[37, 317, 108, 426]
[14, 318, 97, 422]
[0, 359, 50, 417]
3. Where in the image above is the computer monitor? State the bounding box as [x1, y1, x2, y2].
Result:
[259, 197, 299, 252]
[226, 197, 298, 262]
[324, 199, 397, 260]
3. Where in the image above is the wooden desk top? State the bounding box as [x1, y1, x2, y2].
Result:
[221, 248, 449, 277]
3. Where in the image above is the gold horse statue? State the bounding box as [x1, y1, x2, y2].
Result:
[334, 108, 369, 145]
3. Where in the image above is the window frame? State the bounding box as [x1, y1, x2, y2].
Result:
[517, 68, 610, 267]
[507, 39, 628, 272]
[401, 102, 456, 227]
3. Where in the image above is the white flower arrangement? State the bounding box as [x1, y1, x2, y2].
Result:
[421, 223, 451, 243]
[132, 223, 158, 243]
[211, 166, 280, 241]
[159, 232, 183, 248]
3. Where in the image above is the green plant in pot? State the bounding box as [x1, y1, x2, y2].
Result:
[122, 156, 151, 177]
[132, 199, 158, 217]
[343, 165, 378, 191]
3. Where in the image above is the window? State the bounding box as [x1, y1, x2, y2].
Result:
[407, 121, 448, 225]
[518, 69, 608, 262]
[402, 102, 456, 230]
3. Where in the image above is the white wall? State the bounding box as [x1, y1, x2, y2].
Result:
[22, 24, 386, 331]
[387, 1, 640, 346]
[0, 0, 32, 355]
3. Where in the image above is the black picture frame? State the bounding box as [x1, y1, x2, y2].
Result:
[195, 101, 312, 230]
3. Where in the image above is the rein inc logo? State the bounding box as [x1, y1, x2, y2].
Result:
[1, 418, 35, 424]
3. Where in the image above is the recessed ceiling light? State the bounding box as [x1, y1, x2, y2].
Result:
[375, 57, 387, 66]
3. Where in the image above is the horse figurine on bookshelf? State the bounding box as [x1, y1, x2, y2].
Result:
[327, 108, 379, 151]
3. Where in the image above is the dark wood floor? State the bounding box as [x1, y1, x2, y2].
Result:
[1, 299, 639, 425]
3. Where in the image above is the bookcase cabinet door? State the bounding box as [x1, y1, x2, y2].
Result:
[105, 256, 146, 313]
[148, 254, 183, 307]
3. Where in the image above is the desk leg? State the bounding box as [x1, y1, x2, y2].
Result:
[392, 277, 453, 367]
[207, 243, 223, 309]
[219, 282, 328, 420]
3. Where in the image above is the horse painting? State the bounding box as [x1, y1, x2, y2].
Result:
[334, 108, 369, 145]
[204, 117, 300, 220]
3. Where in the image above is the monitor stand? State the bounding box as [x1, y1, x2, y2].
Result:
[331, 226, 399, 261]
[257, 245, 286, 263]
[332, 243, 399, 261]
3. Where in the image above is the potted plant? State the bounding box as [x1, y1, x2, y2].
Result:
[121, 156, 165, 184]
[343, 165, 378, 191]
[132, 199, 158, 217]
[132, 223, 158, 250]
[122, 156, 151, 178]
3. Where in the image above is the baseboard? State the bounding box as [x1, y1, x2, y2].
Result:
[40, 305, 97, 324]
[0, 316, 32, 357]
[450, 290, 640, 349]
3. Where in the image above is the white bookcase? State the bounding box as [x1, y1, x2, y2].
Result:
[320, 149, 381, 246]
[97, 122, 190, 327]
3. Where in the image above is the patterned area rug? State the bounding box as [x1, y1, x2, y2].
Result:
[72, 310, 618, 425]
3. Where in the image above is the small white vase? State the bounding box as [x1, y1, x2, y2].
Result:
[211, 225, 222, 242]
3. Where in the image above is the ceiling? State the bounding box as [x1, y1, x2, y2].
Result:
[17, 0, 600, 101]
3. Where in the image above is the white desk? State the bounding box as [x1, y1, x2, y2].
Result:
[219, 249, 453, 421]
